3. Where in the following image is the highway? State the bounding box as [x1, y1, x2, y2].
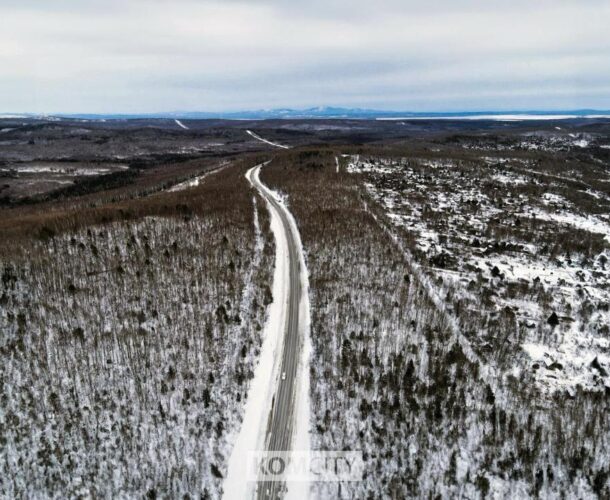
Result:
[247, 164, 304, 499]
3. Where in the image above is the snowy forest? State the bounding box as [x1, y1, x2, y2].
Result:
[1, 124, 610, 498]
[0, 161, 274, 498]
[262, 147, 610, 498]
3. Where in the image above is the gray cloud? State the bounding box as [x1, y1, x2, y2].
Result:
[0, 0, 608, 112]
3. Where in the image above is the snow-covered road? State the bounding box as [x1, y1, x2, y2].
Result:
[175, 119, 189, 130]
[246, 130, 290, 149]
[224, 163, 310, 500]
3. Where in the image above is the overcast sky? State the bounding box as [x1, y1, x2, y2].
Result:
[1, 0, 609, 113]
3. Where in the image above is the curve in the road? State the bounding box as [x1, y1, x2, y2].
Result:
[248, 164, 308, 499]
[224, 162, 310, 500]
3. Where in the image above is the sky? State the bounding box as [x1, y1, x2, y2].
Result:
[1, 0, 609, 113]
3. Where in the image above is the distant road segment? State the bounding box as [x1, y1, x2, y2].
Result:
[175, 119, 189, 130]
[246, 130, 290, 149]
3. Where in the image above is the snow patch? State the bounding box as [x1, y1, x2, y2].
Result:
[530, 207, 610, 242]
[167, 162, 229, 192]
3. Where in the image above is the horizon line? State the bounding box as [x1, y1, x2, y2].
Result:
[3, 107, 610, 120]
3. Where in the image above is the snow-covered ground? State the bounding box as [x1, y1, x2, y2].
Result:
[0, 162, 128, 176]
[450, 131, 605, 153]
[348, 154, 610, 394]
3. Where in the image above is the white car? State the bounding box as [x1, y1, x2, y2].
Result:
[281, 372, 286, 381]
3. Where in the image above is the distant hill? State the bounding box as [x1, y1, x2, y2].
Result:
[3, 107, 610, 121]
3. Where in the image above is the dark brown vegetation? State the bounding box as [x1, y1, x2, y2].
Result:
[0, 157, 273, 497]
[0, 154, 268, 250]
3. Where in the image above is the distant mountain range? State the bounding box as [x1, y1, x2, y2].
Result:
[2, 107, 610, 121]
